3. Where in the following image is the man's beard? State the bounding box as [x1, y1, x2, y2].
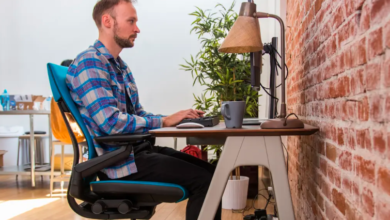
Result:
[113, 21, 136, 48]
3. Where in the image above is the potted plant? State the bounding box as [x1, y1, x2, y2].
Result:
[180, 1, 261, 209]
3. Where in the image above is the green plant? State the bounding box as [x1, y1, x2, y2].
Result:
[180, 1, 261, 119]
[180, 1, 261, 163]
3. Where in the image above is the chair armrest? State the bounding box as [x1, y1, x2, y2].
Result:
[94, 133, 152, 144]
[75, 134, 152, 178]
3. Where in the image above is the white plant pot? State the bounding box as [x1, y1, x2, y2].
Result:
[222, 176, 249, 210]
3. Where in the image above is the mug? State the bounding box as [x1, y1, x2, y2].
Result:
[221, 101, 246, 128]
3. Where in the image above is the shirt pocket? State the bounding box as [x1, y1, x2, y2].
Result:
[108, 78, 123, 110]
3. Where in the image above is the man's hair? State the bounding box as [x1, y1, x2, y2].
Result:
[92, 0, 134, 28]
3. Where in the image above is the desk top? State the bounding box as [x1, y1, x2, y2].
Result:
[149, 122, 319, 137]
[0, 110, 50, 115]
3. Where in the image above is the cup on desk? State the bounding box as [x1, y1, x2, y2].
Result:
[221, 101, 246, 128]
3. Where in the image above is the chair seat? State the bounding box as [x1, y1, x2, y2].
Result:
[91, 180, 188, 205]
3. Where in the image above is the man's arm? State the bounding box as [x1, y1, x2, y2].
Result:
[67, 55, 163, 135]
[134, 101, 155, 117]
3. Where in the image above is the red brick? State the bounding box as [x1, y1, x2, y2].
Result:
[376, 196, 390, 220]
[316, 192, 325, 211]
[373, 129, 386, 154]
[344, 0, 354, 18]
[370, 0, 390, 25]
[347, 127, 356, 150]
[323, 62, 332, 80]
[320, 21, 332, 43]
[346, 201, 363, 220]
[332, 6, 345, 31]
[321, 176, 332, 200]
[378, 167, 390, 197]
[337, 75, 350, 97]
[339, 19, 357, 46]
[328, 165, 341, 187]
[365, 59, 382, 91]
[354, 155, 375, 183]
[368, 27, 384, 60]
[356, 128, 371, 150]
[385, 20, 390, 48]
[337, 127, 345, 146]
[317, 138, 325, 155]
[347, 101, 357, 121]
[304, 0, 311, 14]
[315, 0, 324, 13]
[343, 47, 352, 70]
[362, 187, 375, 217]
[358, 96, 369, 121]
[338, 150, 352, 171]
[320, 157, 327, 175]
[350, 68, 365, 95]
[369, 93, 385, 123]
[387, 95, 390, 122]
[325, 101, 335, 118]
[384, 53, 390, 88]
[332, 188, 346, 214]
[359, 4, 370, 34]
[352, 179, 360, 205]
[326, 142, 337, 162]
[325, 35, 337, 58]
[342, 176, 352, 196]
[351, 37, 367, 67]
[354, 0, 365, 10]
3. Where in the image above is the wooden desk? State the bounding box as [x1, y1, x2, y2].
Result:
[150, 122, 319, 220]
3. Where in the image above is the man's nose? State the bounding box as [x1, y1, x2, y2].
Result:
[135, 24, 140, 33]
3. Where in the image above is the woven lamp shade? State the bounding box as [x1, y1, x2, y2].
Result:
[219, 16, 263, 53]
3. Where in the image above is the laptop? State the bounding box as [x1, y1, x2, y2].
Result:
[242, 118, 267, 125]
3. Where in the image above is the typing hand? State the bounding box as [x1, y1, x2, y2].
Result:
[162, 109, 205, 127]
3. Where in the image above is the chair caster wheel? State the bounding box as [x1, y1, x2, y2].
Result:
[118, 200, 133, 214]
[92, 201, 106, 214]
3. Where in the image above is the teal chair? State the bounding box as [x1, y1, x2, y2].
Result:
[47, 63, 188, 219]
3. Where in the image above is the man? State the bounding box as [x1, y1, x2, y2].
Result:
[66, 0, 222, 219]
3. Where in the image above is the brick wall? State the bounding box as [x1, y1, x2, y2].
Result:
[285, 0, 390, 219]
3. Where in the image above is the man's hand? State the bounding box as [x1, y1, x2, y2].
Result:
[162, 109, 205, 127]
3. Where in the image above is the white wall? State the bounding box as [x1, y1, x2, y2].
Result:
[0, 0, 242, 166]
[0, 0, 283, 166]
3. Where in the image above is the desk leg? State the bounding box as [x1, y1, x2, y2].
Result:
[29, 114, 35, 187]
[198, 136, 295, 220]
[48, 114, 53, 166]
[197, 137, 245, 220]
[264, 136, 295, 220]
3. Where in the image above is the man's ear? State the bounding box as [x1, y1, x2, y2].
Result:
[101, 14, 112, 29]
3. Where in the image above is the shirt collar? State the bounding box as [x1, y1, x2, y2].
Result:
[93, 40, 128, 70]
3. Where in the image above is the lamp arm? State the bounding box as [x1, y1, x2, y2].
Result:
[255, 12, 287, 118]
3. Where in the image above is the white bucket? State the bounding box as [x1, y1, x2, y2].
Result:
[222, 176, 249, 210]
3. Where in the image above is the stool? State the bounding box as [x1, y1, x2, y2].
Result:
[16, 135, 48, 180]
[50, 140, 86, 197]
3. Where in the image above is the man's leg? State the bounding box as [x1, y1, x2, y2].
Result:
[117, 144, 222, 220]
[152, 145, 222, 220]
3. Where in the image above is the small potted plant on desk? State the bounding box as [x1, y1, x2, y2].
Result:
[180, 1, 261, 209]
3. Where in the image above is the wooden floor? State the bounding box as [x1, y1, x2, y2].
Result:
[0, 175, 274, 220]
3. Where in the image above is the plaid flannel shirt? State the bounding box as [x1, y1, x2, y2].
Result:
[66, 40, 163, 179]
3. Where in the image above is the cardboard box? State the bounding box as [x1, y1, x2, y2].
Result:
[0, 150, 7, 167]
[14, 95, 47, 110]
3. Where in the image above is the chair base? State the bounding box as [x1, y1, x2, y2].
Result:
[70, 198, 156, 219]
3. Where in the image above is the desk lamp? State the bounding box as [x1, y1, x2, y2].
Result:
[219, 1, 304, 129]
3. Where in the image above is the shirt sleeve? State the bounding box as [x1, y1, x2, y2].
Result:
[67, 55, 163, 135]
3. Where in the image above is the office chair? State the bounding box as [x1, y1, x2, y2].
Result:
[47, 63, 188, 219]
